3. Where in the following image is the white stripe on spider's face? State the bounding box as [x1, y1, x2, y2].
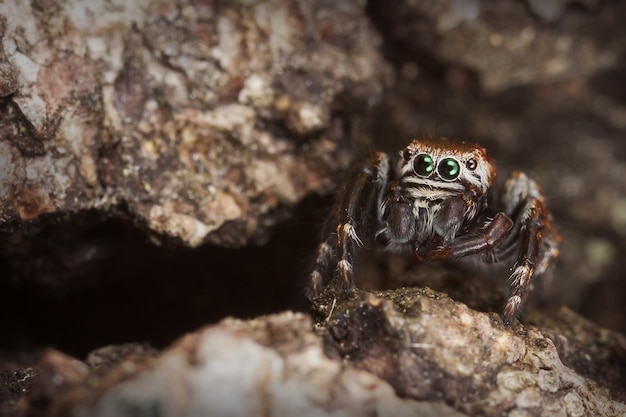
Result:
[400, 177, 465, 201]
[397, 137, 495, 195]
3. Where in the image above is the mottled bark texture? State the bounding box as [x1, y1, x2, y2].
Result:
[0, 0, 388, 247]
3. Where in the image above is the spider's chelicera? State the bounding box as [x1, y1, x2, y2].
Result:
[308, 137, 561, 325]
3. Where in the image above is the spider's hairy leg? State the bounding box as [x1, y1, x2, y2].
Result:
[503, 200, 544, 325]
[500, 172, 561, 326]
[306, 152, 390, 299]
[533, 218, 561, 296]
[308, 238, 334, 298]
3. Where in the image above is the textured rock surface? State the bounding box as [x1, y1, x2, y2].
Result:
[10, 288, 626, 417]
[314, 282, 626, 417]
[0, 0, 389, 247]
[28, 312, 467, 417]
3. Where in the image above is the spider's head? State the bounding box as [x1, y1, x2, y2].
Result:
[398, 137, 495, 195]
[379, 137, 495, 247]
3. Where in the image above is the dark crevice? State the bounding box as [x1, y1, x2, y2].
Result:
[0, 194, 331, 358]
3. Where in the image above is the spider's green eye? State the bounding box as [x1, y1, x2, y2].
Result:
[438, 157, 460, 181]
[413, 154, 435, 177]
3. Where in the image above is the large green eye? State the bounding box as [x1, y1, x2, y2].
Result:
[413, 154, 435, 177]
[438, 157, 461, 181]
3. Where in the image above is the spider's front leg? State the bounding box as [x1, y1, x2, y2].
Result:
[426, 211, 514, 260]
[427, 172, 560, 326]
[306, 152, 391, 299]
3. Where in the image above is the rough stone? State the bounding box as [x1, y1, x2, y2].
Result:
[12, 286, 626, 417]
[313, 282, 626, 417]
[0, 0, 389, 247]
[35, 312, 467, 417]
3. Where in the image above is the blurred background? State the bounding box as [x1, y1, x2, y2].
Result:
[364, 0, 626, 333]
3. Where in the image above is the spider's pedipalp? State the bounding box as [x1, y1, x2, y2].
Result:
[427, 211, 513, 260]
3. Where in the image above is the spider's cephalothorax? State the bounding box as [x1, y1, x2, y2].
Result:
[308, 137, 561, 326]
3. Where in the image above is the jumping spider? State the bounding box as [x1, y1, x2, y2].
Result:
[308, 137, 561, 325]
